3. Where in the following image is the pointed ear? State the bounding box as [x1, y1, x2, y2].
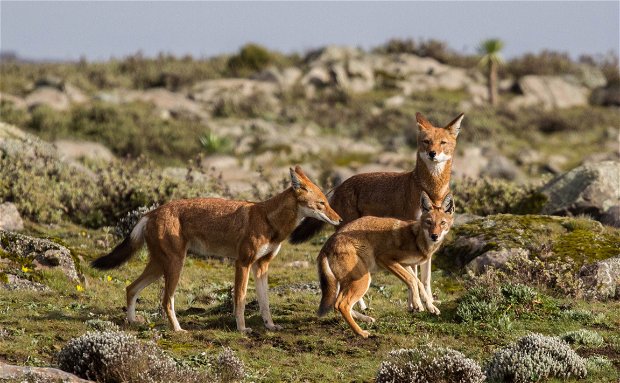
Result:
[420, 191, 433, 213]
[416, 112, 433, 131]
[290, 167, 302, 190]
[442, 193, 455, 215]
[444, 113, 464, 137]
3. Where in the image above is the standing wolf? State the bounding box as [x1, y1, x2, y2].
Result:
[291, 112, 463, 309]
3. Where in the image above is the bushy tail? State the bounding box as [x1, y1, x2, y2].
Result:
[91, 217, 148, 270]
[289, 217, 325, 244]
[317, 252, 337, 317]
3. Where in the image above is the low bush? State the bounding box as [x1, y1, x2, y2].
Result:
[376, 345, 485, 383]
[57, 331, 245, 383]
[484, 333, 587, 382]
[114, 204, 159, 239]
[561, 329, 604, 348]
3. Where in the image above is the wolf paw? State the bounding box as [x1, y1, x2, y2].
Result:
[359, 330, 371, 339]
[265, 323, 283, 331]
[238, 327, 253, 334]
[427, 304, 441, 315]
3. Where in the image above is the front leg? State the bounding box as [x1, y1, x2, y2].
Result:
[420, 260, 434, 305]
[234, 259, 252, 333]
[379, 259, 440, 316]
[405, 265, 424, 312]
[252, 249, 282, 331]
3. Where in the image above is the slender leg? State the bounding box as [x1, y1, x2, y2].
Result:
[234, 260, 252, 333]
[404, 265, 423, 312]
[380, 260, 440, 315]
[126, 260, 163, 323]
[162, 258, 185, 332]
[252, 254, 281, 330]
[335, 273, 372, 338]
[420, 260, 434, 304]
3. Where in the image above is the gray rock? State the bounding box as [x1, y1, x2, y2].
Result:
[0, 202, 24, 231]
[25, 86, 71, 111]
[55, 140, 116, 163]
[541, 161, 620, 227]
[579, 255, 620, 300]
[0, 230, 80, 282]
[1, 274, 50, 292]
[466, 248, 530, 275]
[190, 79, 280, 115]
[590, 84, 620, 107]
[0, 361, 94, 382]
[0, 92, 27, 109]
[508, 75, 589, 110]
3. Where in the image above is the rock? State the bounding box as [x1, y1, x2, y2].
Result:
[0, 361, 94, 382]
[435, 214, 619, 274]
[190, 79, 280, 115]
[201, 155, 239, 170]
[466, 248, 530, 275]
[0, 202, 24, 231]
[590, 84, 620, 107]
[384, 95, 406, 108]
[579, 255, 620, 300]
[481, 154, 523, 181]
[1, 274, 50, 292]
[508, 75, 589, 110]
[64, 83, 89, 104]
[541, 161, 620, 227]
[306, 45, 364, 64]
[0, 92, 27, 109]
[453, 146, 522, 181]
[135, 88, 207, 119]
[574, 64, 607, 89]
[54, 140, 116, 163]
[383, 54, 446, 77]
[253, 66, 302, 90]
[0, 230, 80, 282]
[25, 86, 71, 111]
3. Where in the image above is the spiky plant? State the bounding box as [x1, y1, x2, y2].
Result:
[478, 38, 505, 106]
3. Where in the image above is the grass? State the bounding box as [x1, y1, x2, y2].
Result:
[1, 221, 618, 382]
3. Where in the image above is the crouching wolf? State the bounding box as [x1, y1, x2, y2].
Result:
[92, 166, 341, 333]
[316, 192, 454, 338]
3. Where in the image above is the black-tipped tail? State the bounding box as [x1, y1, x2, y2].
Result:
[289, 217, 325, 244]
[317, 254, 337, 317]
[91, 237, 135, 270]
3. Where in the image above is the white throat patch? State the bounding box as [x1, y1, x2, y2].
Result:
[422, 152, 451, 176]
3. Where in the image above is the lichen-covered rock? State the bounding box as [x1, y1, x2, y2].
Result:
[0, 230, 80, 283]
[541, 161, 620, 227]
[1, 274, 50, 292]
[0, 202, 24, 232]
[578, 255, 620, 300]
[0, 361, 93, 382]
[484, 333, 587, 382]
[465, 248, 530, 274]
[436, 214, 620, 275]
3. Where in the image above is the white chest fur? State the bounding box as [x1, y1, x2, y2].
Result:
[256, 242, 282, 260]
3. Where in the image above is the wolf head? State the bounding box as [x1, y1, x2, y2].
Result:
[418, 191, 455, 244]
[290, 166, 342, 226]
[416, 112, 464, 172]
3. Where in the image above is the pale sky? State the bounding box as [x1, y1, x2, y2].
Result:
[1, 1, 618, 61]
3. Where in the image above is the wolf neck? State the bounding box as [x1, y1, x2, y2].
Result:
[260, 188, 299, 242]
[414, 152, 452, 201]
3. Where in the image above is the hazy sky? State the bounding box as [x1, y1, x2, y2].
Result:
[1, 1, 618, 61]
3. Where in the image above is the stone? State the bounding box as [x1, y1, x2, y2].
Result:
[541, 161, 620, 227]
[0, 92, 27, 109]
[466, 248, 530, 275]
[0, 202, 24, 231]
[579, 255, 620, 300]
[0, 361, 94, 382]
[508, 75, 589, 110]
[590, 84, 620, 107]
[54, 140, 116, 163]
[25, 86, 71, 111]
[0, 230, 80, 282]
[190, 79, 280, 115]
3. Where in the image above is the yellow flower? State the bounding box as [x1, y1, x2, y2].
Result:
[106, 275, 113, 282]
[76, 284, 84, 292]
[21, 265, 31, 273]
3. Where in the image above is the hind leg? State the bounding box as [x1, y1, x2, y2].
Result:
[126, 260, 163, 324]
[252, 251, 281, 331]
[336, 273, 372, 338]
[161, 254, 186, 332]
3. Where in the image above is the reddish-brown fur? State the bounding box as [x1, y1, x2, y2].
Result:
[92, 166, 341, 332]
[317, 192, 455, 338]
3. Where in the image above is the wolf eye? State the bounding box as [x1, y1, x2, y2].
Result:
[318, 201, 326, 206]
[440, 140, 447, 145]
[425, 220, 432, 225]
[440, 221, 447, 226]
[423, 139, 431, 145]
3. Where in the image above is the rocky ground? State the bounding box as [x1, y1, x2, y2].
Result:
[0, 45, 619, 381]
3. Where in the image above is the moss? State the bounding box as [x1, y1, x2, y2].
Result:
[553, 229, 620, 263]
[0, 272, 8, 284]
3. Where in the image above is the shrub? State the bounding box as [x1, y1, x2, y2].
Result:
[484, 333, 587, 382]
[376, 345, 485, 383]
[452, 178, 546, 216]
[506, 50, 581, 78]
[585, 355, 614, 373]
[114, 204, 159, 239]
[561, 329, 604, 348]
[226, 43, 290, 77]
[85, 319, 120, 332]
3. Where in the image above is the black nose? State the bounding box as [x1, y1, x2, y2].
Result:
[431, 234, 438, 241]
[429, 151, 436, 159]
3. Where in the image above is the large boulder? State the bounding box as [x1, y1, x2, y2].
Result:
[435, 214, 620, 276]
[540, 161, 620, 227]
[578, 255, 620, 300]
[590, 84, 620, 107]
[508, 75, 589, 110]
[24, 86, 71, 111]
[190, 79, 280, 116]
[0, 230, 81, 284]
[0, 202, 24, 231]
[55, 140, 116, 163]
